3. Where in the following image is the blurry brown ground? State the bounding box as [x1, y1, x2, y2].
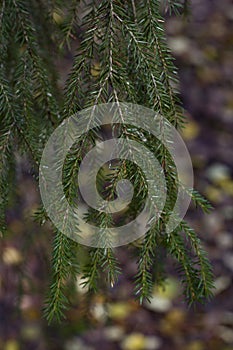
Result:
[0, 0, 233, 349]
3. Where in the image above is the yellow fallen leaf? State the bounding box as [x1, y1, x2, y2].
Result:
[107, 302, 132, 320]
[159, 309, 186, 335]
[219, 179, 233, 196]
[206, 164, 231, 184]
[4, 340, 19, 350]
[213, 276, 231, 295]
[91, 302, 107, 322]
[154, 277, 180, 300]
[145, 296, 172, 313]
[121, 333, 146, 350]
[218, 326, 233, 344]
[104, 326, 124, 341]
[167, 37, 190, 55]
[52, 11, 64, 24]
[166, 308, 186, 325]
[159, 309, 186, 336]
[21, 325, 41, 340]
[3, 247, 23, 265]
[145, 278, 180, 313]
[181, 120, 200, 140]
[204, 186, 223, 203]
[90, 62, 101, 77]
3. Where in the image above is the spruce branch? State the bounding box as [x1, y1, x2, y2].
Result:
[135, 223, 160, 303]
[44, 229, 80, 323]
[179, 220, 214, 299]
[60, 0, 81, 49]
[0, 0, 214, 322]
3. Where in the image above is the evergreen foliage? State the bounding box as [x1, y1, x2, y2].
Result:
[0, 0, 214, 323]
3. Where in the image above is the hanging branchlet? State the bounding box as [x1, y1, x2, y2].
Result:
[0, 0, 214, 323]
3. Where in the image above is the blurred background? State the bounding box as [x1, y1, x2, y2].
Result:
[0, 0, 233, 349]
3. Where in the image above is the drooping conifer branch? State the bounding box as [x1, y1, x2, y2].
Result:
[0, 0, 213, 323]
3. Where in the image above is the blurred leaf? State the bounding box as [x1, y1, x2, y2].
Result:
[121, 333, 161, 350]
[21, 324, 41, 340]
[159, 309, 186, 335]
[145, 296, 172, 313]
[181, 120, 200, 140]
[166, 308, 186, 325]
[52, 10, 64, 24]
[121, 333, 146, 350]
[4, 340, 19, 350]
[90, 62, 101, 77]
[104, 326, 125, 341]
[107, 302, 134, 320]
[91, 301, 107, 322]
[3, 247, 23, 265]
[213, 276, 231, 295]
[206, 164, 231, 184]
[168, 36, 190, 55]
[219, 179, 233, 196]
[218, 326, 233, 344]
[204, 186, 223, 203]
[154, 277, 180, 300]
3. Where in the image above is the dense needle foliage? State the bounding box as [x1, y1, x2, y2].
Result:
[0, 0, 214, 323]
